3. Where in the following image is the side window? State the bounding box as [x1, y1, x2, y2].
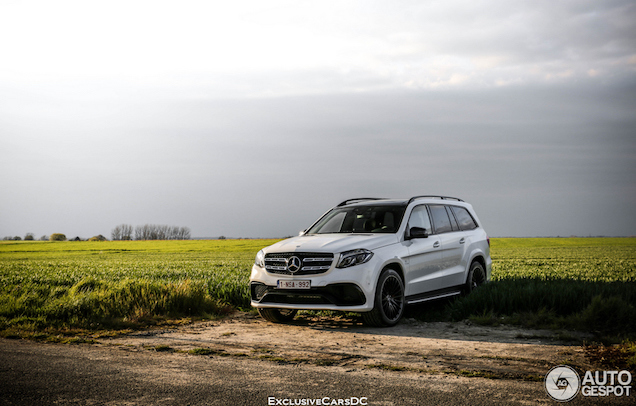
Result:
[450, 206, 478, 231]
[407, 205, 432, 234]
[445, 206, 459, 231]
[429, 204, 453, 234]
[319, 212, 347, 233]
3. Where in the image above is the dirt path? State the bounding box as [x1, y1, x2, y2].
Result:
[105, 312, 592, 381]
[2, 313, 630, 405]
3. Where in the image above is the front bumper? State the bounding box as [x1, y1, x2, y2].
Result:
[249, 263, 376, 312]
[251, 282, 366, 307]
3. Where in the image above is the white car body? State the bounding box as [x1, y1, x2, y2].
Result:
[250, 196, 492, 326]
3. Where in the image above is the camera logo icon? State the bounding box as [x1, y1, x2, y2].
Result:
[545, 365, 581, 402]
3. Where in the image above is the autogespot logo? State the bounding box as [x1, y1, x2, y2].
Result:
[545, 366, 581, 402]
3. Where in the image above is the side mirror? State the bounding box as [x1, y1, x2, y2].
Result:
[407, 227, 428, 239]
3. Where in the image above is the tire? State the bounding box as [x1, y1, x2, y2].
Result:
[362, 269, 405, 327]
[257, 308, 298, 323]
[464, 261, 486, 294]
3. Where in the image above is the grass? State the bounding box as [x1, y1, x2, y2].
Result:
[584, 341, 636, 372]
[0, 239, 278, 337]
[446, 238, 636, 341]
[1, 238, 635, 342]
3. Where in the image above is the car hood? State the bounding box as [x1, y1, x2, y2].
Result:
[264, 234, 399, 254]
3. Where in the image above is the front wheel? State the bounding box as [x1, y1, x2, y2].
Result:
[363, 269, 405, 327]
[257, 308, 298, 323]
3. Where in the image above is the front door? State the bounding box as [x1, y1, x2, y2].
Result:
[403, 205, 445, 295]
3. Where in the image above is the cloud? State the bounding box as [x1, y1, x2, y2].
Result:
[1, 0, 635, 238]
[2, 0, 634, 98]
[4, 79, 634, 237]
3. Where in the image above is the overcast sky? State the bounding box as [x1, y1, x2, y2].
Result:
[1, 0, 635, 239]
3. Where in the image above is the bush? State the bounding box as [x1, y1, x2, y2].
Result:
[580, 295, 636, 336]
[0, 278, 232, 328]
[447, 278, 636, 339]
[49, 233, 67, 241]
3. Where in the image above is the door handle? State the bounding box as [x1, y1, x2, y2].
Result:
[433, 241, 440, 248]
[459, 238, 465, 244]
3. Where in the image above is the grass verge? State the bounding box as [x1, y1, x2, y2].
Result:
[0, 238, 634, 344]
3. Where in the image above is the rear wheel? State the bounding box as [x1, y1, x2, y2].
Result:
[464, 261, 486, 294]
[363, 269, 405, 327]
[258, 308, 298, 323]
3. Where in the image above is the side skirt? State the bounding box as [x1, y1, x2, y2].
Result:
[405, 285, 463, 305]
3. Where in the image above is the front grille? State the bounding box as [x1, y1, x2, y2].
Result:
[264, 293, 331, 305]
[250, 282, 366, 306]
[264, 252, 334, 275]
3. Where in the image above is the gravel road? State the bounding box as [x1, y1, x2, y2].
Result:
[0, 313, 631, 405]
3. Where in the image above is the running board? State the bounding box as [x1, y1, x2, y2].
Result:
[406, 288, 462, 305]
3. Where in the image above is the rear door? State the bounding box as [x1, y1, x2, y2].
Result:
[448, 205, 482, 283]
[428, 204, 467, 288]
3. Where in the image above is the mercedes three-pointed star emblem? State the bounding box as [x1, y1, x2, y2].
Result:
[286, 256, 302, 273]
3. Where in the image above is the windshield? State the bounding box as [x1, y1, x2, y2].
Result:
[306, 205, 406, 234]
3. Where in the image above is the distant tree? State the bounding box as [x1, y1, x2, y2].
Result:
[121, 224, 133, 240]
[112, 224, 133, 240]
[24, 233, 35, 241]
[39, 235, 48, 241]
[132, 224, 191, 240]
[89, 235, 107, 242]
[111, 225, 122, 241]
[176, 226, 191, 240]
[134, 224, 149, 240]
[12, 236, 22, 241]
[49, 233, 67, 241]
[218, 236, 226, 240]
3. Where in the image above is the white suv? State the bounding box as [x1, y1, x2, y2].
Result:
[250, 196, 491, 326]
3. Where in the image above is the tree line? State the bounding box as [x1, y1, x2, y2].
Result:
[111, 224, 191, 240]
[2, 233, 37, 241]
[3, 225, 191, 242]
[2, 233, 106, 241]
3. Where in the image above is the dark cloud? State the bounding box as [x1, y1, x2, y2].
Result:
[2, 79, 634, 238]
[1, 1, 635, 238]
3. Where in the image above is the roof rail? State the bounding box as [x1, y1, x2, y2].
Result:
[337, 198, 385, 207]
[407, 195, 464, 205]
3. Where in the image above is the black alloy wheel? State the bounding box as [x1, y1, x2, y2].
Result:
[465, 261, 486, 294]
[363, 268, 405, 327]
[381, 273, 404, 321]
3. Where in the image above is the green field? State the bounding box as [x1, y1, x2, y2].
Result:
[451, 238, 636, 338]
[1, 238, 635, 339]
[0, 239, 278, 336]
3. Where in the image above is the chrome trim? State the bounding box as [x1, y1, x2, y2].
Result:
[301, 266, 331, 271]
[266, 265, 287, 271]
[406, 290, 461, 305]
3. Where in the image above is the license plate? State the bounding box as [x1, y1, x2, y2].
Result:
[277, 280, 311, 289]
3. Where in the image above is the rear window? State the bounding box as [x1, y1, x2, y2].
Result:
[450, 206, 479, 231]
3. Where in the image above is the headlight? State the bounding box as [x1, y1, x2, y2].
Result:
[336, 249, 373, 268]
[255, 250, 265, 268]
